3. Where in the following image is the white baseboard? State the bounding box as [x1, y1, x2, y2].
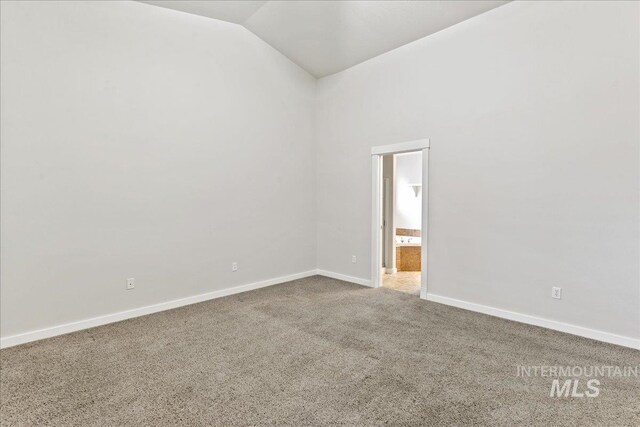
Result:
[426, 293, 640, 350]
[316, 269, 373, 287]
[0, 270, 317, 349]
[4, 271, 636, 351]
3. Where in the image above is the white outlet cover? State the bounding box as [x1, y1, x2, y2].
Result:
[126, 278, 135, 290]
[552, 287, 562, 299]
[352, 255, 357, 263]
[232, 262, 238, 272]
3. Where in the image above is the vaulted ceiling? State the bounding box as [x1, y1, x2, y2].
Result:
[140, 1, 508, 78]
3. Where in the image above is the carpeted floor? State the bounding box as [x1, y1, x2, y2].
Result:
[1, 276, 638, 426]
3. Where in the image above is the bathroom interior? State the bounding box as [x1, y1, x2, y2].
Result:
[382, 151, 422, 295]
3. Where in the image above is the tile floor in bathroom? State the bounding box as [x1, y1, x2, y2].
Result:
[382, 271, 420, 296]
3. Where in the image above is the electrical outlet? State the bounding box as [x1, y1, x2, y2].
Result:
[232, 262, 238, 272]
[551, 287, 562, 299]
[126, 278, 135, 290]
[352, 255, 357, 263]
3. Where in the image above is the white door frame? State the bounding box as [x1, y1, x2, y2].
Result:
[371, 138, 430, 299]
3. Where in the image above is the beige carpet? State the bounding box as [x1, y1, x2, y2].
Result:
[1, 276, 638, 426]
[383, 271, 421, 295]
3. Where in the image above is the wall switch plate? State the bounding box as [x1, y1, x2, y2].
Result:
[126, 278, 135, 290]
[232, 262, 238, 272]
[552, 287, 562, 299]
[352, 255, 357, 263]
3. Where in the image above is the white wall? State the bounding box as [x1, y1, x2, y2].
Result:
[316, 1, 639, 340]
[0, 1, 316, 338]
[394, 152, 422, 231]
[2, 0, 638, 346]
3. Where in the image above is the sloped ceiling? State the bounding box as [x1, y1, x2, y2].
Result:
[140, 1, 508, 78]
[141, 1, 267, 24]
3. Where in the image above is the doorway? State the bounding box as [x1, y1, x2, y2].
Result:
[371, 139, 429, 299]
[381, 152, 422, 295]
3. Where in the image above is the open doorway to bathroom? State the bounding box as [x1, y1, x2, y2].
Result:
[371, 138, 428, 298]
[381, 152, 422, 295]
